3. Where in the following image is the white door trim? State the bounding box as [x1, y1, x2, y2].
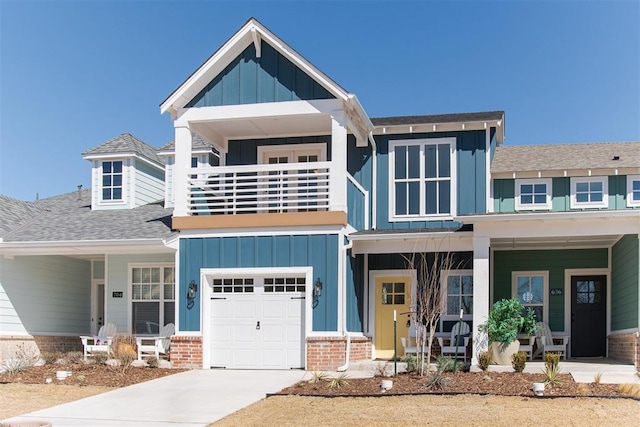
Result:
[91, 281, 105, 335]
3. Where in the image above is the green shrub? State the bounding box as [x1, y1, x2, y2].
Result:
[478, 351, 492, 372]
[146, 356, 159, 368]
[543, 362, 562, 386]
[511, 351, 527, 373]
[545, 352, 561, 370]
[436, 356, 455, 372]
[424, 369, 449, 390]
[480, 298, 537, 345]
[401, 354, 418, 373]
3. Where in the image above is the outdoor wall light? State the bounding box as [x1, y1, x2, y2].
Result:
[187, 280, 198, 300]
[313, 278, 323, 299]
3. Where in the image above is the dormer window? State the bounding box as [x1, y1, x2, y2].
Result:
[102, 160, 123, 201]
[570, 177, 608, 209]
[515, 179, 552, 211]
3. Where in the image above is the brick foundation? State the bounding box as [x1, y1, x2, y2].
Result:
[608, 332, 639, 367]
[0, 335, 82, 362]
[306, 336, 371, 370]
[170, 335, 203, 369]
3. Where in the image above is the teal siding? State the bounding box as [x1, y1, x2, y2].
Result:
[374, 130, 487, 230]
[493, 249, 608, 331]
[346, 254, 364, 332]
[226, 135, 331, 166]
[347, 135, 372, 230]
[494, 176, 635, 213]
[187, 41, 334, 107]
[490, 128, 497, 161]
[179, 235, 339, 332]
[347, 179, 365, 230]
[611, 235, 639, 330]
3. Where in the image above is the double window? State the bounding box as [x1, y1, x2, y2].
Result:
[131, 265, 175, 335]
[441, 270, 473, 320]
[389, 138, 456, 220]
[570, 177, 608, 209]
[627, 175, 640, 207]
[512, 272, 548, 322]
[515, 179, 552, 210]
[101, 160, 123, 201]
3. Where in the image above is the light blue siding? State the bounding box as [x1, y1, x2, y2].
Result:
[106, 253, 175, 334]
[134, 160, 165, 206]
[611, 235, 639, 330]
[0, 256, 91, 335]
[187, 42, 334, 107]
[179, 235, 339, 332]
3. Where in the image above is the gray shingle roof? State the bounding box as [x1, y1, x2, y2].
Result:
[371, 111, 504, 127]
[0, 196, 45, 238]
[158, 133, 217, 153]
[82, 133, 162, 165]
[492, 142, 640, 174]
[1, 189, 175, 242]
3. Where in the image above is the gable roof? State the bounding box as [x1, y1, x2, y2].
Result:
[0, 189, 175, 244]
[160, 18, 372, 134]
[82, 133, 162, 165]
[492, 141, 640, 175]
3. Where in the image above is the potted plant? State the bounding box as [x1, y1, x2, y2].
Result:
[480, 298, 537, 365]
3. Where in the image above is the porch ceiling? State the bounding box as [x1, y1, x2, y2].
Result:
[491, 234, 623, 250]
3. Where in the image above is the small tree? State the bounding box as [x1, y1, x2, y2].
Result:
[403, 251, 460, 376]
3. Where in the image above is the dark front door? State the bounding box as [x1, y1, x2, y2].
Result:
[571, 275, 606, 357]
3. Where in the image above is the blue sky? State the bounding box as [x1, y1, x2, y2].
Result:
[1, 0, 638, 201]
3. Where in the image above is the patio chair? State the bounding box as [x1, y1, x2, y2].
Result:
[136, 323, 175, 361]
[401, 322, 418, 355]
[80, 323, 117, 360]
[437, 321, 471, 362]
[517, 334, 535, 361]
[533, 322, 569, 360]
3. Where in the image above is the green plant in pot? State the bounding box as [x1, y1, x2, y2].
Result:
[481, 298, 537, 365]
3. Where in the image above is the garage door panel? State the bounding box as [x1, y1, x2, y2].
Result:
[261, 324, 285, 343]
[234, 301, 256, 318]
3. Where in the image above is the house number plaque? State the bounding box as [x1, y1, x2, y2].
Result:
[550, 288, 563, 296]
[112, 291, 123, 298]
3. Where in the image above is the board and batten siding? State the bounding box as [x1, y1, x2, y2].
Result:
[105, 253, 175, 334]
[493, 249, 608, 332]
[187, 41, 334, 108]
[494, 176, 634, 213]
[226, 135, 331, 166]
[134, 160, 165, 207]
[373, 130, 487, 230]
[347, 135, 372, 231]
[345, 254, 364, 332]
[179, 234, 339, 333]
[0, 256, 91, 335]
[611, 234, 639, 331]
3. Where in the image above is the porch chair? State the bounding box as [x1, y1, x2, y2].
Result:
[517, 334, 536, 361]
[533, 321, 569, 360]
[136, 323, 175, 361]
[437, 321, 471, 362]
[80, 323, 117, 360]
[400, 323, 418, 355]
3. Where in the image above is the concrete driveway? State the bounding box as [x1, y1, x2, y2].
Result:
[3, 369, 306, 426]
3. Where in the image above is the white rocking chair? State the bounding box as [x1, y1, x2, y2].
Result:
[136, 323, 175, 361]
[80, 323, 117, 360]
[437, 321, 471, 362]
[533, 322, 569, 360]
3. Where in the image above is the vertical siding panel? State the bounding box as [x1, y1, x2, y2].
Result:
[221, 237, 238, 267]
[204, 237, 221, 268]
[294, 67, 311, 100]
[238, 237, 255, 267]
[239, 46, 258, 104]
[475, 131, 486, 213]
[291, 235, 308, 267]
[257, 42, 276, 103]
[221, 57, 241, 105]
[276, 53, 294, 101]
[255, 236, 273, 267]
[274, 236, 290, 266]
[611, 235, 639, 330]
[552, 178, 569, 211]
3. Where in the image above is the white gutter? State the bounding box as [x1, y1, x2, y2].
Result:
[368, 132, 377, 230]
[337, 239, 354, 372]
[0, 238, 176, 256]
[456, 209, 640, 223]
[348, 230, 474, 242]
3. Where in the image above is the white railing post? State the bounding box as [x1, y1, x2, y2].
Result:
[174, 125, 192, 217]
[331, 111, 348, 212]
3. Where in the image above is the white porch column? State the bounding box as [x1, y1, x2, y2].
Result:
[173, 124, 192, 217]
[330, 110, 348, 212]
[472, 235, 491, 365]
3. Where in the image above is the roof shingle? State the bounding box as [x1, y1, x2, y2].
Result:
[82, 133, 162, 165]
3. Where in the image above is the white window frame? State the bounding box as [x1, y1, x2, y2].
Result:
[515, 178, 552, 211]
[388, 137, 457, 221]
[99, 159, 127, 205]
[512, 271, 549, 323]
[627, 175, 640, 207]
[129, 263, 176, 336]
[441, 269, 474, 322]
[570, 176, 608, 209]
[257, 143, 327, 165]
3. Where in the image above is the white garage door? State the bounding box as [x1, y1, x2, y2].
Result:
[209, 276, 305, 369]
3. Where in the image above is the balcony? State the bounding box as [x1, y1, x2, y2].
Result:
[186, 161, 332, 215]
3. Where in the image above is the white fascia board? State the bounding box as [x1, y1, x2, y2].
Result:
[83, 153, 163, 169]
[161, 19, 350, 117]
[372, 119, 503, 136]
[456, 209, 640, 223]
[352, 233, 473, 255]
[348, 230, 473, 242]
[0, 239, 176, 256]
[157, 147, 215, 157]
[175, 98, 343, 126]
[492, 167, 640, 180]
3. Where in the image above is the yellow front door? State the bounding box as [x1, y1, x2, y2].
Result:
[374, 275, 411, 359]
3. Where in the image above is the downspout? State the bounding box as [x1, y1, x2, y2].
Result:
[337, 240, 354, 372]
[368, 132, 377, 230]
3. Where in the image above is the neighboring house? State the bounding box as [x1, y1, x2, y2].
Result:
[1, 18, 638, 369]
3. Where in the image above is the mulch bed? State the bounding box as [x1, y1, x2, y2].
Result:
[278, 372, 627, 398]
[0, 364, 186, 388]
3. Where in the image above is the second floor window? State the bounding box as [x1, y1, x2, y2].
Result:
[570, 177, 608, 209]
[628, 175, 640, 207]
[515, 179, 552, 210]
[102, 160, 123, 201]
[389, 138, 456, 220]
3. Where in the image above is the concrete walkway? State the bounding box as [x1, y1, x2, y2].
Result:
[2, 369, 306, 427]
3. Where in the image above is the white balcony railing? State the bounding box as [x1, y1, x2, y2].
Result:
[186, 162, 331, 215]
